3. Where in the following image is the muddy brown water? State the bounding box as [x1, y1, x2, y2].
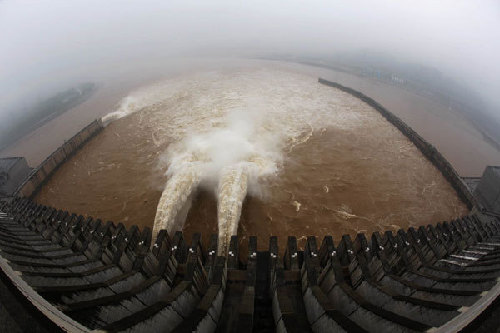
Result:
[34, 69, 469, 254]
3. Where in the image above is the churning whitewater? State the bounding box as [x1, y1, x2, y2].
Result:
[38, 66, 469, 253]
[102, 69, 369, 254]
[93, 67, 469, 255]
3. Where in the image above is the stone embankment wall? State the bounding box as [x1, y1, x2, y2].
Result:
[318, 78, 477, 210]
[15, 119, 103, 198]
[474, 166, 500, 215]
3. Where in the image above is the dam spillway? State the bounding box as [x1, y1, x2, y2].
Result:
[0, 198, 500, 332]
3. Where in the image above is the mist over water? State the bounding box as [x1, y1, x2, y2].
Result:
[103, 69, 342, 252]
[2, 0, 500, 128]
[33, 65, 469, 254]
[98, 68, 468, 253]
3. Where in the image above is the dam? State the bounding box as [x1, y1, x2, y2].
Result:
[0, 74, 499, 332]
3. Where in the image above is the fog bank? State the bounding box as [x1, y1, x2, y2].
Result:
[1, 0, 499, 128]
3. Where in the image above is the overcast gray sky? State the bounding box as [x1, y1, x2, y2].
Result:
[1, 0, 499, 119]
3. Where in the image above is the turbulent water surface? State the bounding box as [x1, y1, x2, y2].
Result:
[35, 68, 469, 254]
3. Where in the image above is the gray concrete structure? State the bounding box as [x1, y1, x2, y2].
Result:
[14, 119, 102, 198]
[0, 157, 31, 197]
[462, 176, 481, 193]
[319, 78, 477, 209]
[474, 166, 500, 215]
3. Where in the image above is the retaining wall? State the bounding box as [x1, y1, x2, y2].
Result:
[14, 119, 103, 198]
[318, 78, 477, 210]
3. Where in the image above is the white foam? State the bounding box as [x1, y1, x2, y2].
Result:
[103, 68, 374, 253]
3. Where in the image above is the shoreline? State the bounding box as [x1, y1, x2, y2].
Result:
[319, 78, 476, 210]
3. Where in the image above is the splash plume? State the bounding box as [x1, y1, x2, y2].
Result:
[102, 69, 368, 254]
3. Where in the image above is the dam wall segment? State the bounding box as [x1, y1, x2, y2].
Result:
[0, 198, 499, 332]
[13, 119, 103, 199]
[318, 78, 478, 211]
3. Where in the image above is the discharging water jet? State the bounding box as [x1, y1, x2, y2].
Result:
[151, 164, 202, 239]
[217, 164, 249, 255]
[150, 104, 280, 254]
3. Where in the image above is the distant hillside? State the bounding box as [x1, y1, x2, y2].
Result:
[0, 83, 96, 150]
